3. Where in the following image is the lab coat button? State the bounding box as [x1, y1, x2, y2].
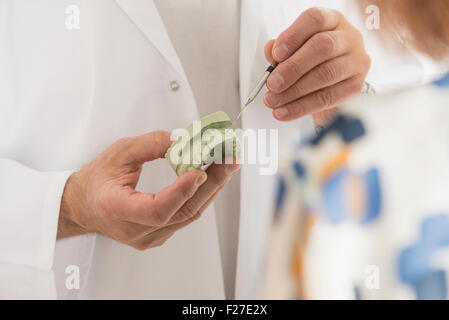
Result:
[169, 80, 180, 91]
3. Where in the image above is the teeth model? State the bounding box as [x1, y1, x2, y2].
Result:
[165, 111, 240, 176]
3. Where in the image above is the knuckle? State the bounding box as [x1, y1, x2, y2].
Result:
[154, 235, 172, 248]
[141, 237, 170, 250]
[114, 228, 135, 244]
[150, 240, 165, 249]
[264, 39, 275, 57]
[311, 32, 336, 56]
[148, 241, 164, 249]
[277, 30, 294, 49]
[333, 9, 343, 20]
[315, 63, 338, 84]
[363, 54, 372, 73]
[354, 31, 364, 45]
[290, 101, 307, 117]
[113, 137, 132, 150]
[179, 201, 198, 221]
[305, 7, 327, 28]
[289, 82, 306, 101]
[131, 232, 172, 251]
[111, 137, 134, 162]
[351, 79, 365, 94]
[132, 243, 148, 251]
[187, 212, 203, 224]
[264, 41, 271, 52]
[284, 59, 302, 79]
[149, 206, 169, 226]
[206, 169, 224, 186]
[316, 89, 333, 108]
[152, 130, 170, 146]
[217, 171, 232, 187]
[179, 183, 195, 200]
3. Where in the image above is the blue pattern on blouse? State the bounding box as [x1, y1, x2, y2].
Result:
[433, 73, 449, 88]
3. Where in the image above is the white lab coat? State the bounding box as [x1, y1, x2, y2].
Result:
[0, 0, 425, 299]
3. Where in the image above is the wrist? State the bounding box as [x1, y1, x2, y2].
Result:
[57, 172, 92, 239]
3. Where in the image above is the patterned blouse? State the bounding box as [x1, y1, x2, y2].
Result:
[262, 73, 449, 300]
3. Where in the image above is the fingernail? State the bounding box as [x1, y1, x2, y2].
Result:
[264, 92, 280, 107]
[225, 164, 240, 176]
[274, 43, 289, 60]
[274, 107, 289, 119]
[267, 73, 284, 90]
[195, 173, 207, 187]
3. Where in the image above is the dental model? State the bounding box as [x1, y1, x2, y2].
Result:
[165, 111, 240, 176]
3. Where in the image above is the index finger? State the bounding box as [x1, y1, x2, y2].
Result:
[117, 130, 172, 167]
[272, 7, 341, 62]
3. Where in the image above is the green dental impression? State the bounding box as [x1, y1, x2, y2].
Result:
[165, 111, 240, 176]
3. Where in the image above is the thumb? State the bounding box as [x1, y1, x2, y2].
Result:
[119, 130, 172, 166]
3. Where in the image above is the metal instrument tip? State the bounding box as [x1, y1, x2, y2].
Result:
[236, 98, 253, 120]
[236, 109, 244, 120]
[235, 62, 278, 122]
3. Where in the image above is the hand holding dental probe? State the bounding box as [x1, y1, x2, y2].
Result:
[265, 8, 371, 125]
[239, 8, 371, 125]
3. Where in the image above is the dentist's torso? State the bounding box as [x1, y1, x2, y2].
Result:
[2, 0, 423, 299]
[1, 0, 301, 299]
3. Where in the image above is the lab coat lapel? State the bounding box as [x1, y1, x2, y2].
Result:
[114, 0, 225, 298]
[236, 0, 268, 300]
[237, 0, 308, 299]
[239, 0, 265, 105]
[115, 0, 186, 79]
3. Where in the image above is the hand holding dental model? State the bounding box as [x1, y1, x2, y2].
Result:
[58, 130, 240, 249]
[263, 8, 371, 125]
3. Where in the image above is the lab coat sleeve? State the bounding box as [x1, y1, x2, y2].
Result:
[0, 158, 73, 270]
[0, 262, 57, 299]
